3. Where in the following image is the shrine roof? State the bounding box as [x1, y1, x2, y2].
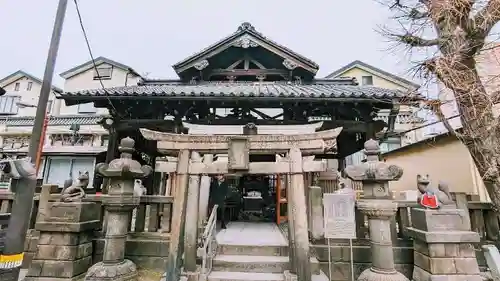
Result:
[0, 115, 105, 127]
[59, 79, 421, 105]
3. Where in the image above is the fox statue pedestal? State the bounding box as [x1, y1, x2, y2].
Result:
[407, 207, 482, 281]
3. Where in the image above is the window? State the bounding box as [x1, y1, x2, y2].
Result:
[93, 66, 113, 80]
[380, 137, 401, 153]
[0, 96, 21, 114]
[46, 100, 53, 114]
[27, 82, 33, 91]
[361, 76, 373, 86]
[43, 157, 95, 188]
[78, 102, 97, 113]
[14, 82, 20, 91]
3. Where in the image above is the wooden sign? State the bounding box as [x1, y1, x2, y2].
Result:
[323, 193, 356, 239]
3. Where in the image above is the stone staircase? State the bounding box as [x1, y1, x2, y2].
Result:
[208, 242, 328, 281]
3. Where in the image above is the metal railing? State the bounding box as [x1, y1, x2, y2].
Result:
[198, 205, 218, 280]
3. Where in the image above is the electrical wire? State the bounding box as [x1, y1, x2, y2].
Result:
[72, 0, 122, 118]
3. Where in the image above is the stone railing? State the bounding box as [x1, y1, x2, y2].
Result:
[0, 188, 174, 271]
[0, 191, 173, 234]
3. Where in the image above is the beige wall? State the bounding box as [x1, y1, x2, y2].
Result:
[339, 68, 411, 91]
[0, 76, 58, 117]
[59, 63, 141, 116]
[383, 135, 489, 201]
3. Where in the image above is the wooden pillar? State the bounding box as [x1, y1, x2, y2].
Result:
[184, 152, 201, 277]
[164, 149, 190, 281]
[288, 147, 312, 281]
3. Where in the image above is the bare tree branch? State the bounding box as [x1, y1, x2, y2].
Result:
[475, 0, 500, 35]
[397, 33, 441, 47]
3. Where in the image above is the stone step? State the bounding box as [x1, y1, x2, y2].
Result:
[208, 271, 284, 281]
[213, 255, 320, 274]
[208, 271, 330, 281]
[217, 244, 288, 256]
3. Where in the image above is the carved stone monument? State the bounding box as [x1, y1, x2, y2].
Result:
[344, 139, 409, 281]
[85, 137, 152, 281]
[408, 175, 482, 281]
[25, 201, 100, 280]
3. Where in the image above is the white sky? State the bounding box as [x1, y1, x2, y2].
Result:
[0, 0, 424, 87]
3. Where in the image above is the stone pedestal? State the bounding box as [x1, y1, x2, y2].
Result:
[85, 137, 152, 281]
[407, 208, 482, 281]
[25, 202, 100, 281]
[344, 139, 409, 281]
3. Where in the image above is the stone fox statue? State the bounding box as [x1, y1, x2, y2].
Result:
[416, 174, 454, 209]
[60, 171, 89, 202]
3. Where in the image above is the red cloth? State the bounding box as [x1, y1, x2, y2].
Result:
[420, 193, 439, 209]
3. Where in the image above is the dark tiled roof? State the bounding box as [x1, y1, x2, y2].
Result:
[60, 57, 141, 79]
[325, 60, 420, 90]
[60, 81, 418, 102]
[0, 70, 63, 93]
[173, 22, 319, 73]
[0, 115, 106, 127]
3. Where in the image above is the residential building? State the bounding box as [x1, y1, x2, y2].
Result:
[325, 60, 425, 166]
[58, 56, 142, 115]
[0, 57, 142, 190]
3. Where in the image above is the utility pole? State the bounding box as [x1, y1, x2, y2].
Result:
[0, 0, 68, 280]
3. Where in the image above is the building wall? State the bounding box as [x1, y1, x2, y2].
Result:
[338, 68, 411, 91]
[383, 135, 489, 201]
[0, 76, 58, 117]
[58, 63, 141, 116]
[338, 67, 424, 165]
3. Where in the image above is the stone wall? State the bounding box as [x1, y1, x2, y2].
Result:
[311, 239, 489, 281]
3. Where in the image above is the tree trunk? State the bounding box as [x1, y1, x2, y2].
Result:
[436, 56, 500, 212]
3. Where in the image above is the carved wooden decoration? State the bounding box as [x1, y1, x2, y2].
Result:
[233, 35, 259, 48]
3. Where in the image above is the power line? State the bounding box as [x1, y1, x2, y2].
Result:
[72, 0, 122, 118]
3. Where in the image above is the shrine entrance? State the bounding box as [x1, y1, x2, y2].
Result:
[141, 126, 341, 281]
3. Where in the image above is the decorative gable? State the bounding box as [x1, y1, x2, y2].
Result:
[173, 22, 319, 82]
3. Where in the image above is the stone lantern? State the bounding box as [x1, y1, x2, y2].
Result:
[344, 139, 409, 281]
[85, 137, 152, 281]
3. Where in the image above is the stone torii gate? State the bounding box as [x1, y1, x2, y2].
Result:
[140, 127, 343, 281]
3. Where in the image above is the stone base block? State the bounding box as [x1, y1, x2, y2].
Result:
[414, 241, 476, 258]
[26, 256, 92, 278]
[411, 208, 470, 232]
[414, 251, 480, 274]
[413, 266, 483, 281]
[357, 267, 410, 281]
[35, 242, 93, 260]
[85, 259, 138, 281]
[24, 272, 86, 281]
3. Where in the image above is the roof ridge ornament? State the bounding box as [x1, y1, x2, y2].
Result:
[233, 34, 259, 48]
[237, 22, 255, 32]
